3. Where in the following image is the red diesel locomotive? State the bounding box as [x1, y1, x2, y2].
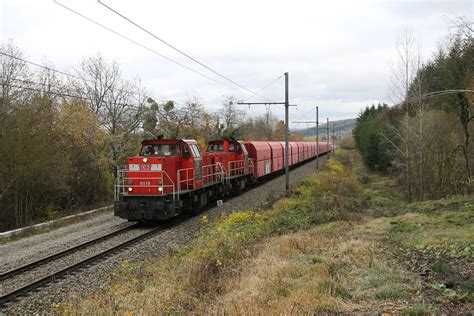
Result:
[114, 138, 331, 221]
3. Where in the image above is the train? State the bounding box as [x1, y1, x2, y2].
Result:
[114, 138, 332, 221]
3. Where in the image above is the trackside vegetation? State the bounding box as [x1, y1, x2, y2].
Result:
[353, 20, 473, 200]
[59, 150, 474, 314]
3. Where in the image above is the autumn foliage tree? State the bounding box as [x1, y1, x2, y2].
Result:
[0, 44, 141, 230]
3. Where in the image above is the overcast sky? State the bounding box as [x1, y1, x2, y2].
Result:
[1, 0, 472, 127]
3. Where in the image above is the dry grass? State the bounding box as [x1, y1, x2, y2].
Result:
[61, 222, 423, 315]
[208, 222, 420, 314]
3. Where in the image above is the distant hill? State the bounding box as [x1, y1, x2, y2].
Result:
[292, 118, 356, 139]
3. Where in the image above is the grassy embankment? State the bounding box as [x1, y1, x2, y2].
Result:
[60, 150, 473, 314]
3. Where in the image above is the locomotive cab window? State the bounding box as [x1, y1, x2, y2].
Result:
[182, 144, 190, 158]
[207, 143, 224, 152]
[190, 144, 201, 157]
[229, 142, 241, 152]
[140, 144, 180, 157]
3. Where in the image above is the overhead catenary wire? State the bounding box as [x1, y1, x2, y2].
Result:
[405, 89, 474, 104]
[0, 51, 83, 81]
[294, 106, 315, 118]
[6, 77, 63, 87]
[96, 0, 273, 103]
[1, 79, 143, 109]
[292, 106, 320, 128]
[53, 1, 252, 100]
[0, 51, 143, 98]
[5, 77, 89, 99]
[243, 74, 283, 102]
[3, 82, 93, 101]
[4, 76, 143, 104]
[53, 0, 261, 101]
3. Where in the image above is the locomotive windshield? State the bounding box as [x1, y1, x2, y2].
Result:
[207, 143, 224, 152]
[141, 144, 180, 157]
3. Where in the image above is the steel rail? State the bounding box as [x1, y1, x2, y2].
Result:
[0, 223, 139, 282]
[0, 225, 164, 306]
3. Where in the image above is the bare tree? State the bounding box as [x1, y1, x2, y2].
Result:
[33, 60, 67, 102]
[145, 98, 190, 139]
[72, 55, 149, 168]
[102, 78, 147, 135]
[410, 44, 430, 199]
[73, 55, 148, 133]
[388, 29, 423, 201]
[450, 16, 473, 47]
[389, 29, 420, 105]
[220, 96, 245, 138]
[183, 96, 204, 131]
[0, 41, 33, 109]
[73, 54, 119, 115]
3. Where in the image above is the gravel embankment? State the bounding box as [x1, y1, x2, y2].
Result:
[2, 155, 329, 314]
[0, 212, 130, 273]
[0, 226, 157, 296]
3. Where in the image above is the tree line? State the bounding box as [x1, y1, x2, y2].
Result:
[0, 41, 288, 231]
[353, 18, 473, 201]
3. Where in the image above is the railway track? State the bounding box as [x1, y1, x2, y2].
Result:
[0, 223, 164, 307]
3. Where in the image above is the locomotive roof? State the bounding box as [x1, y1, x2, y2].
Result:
[208, 139, 241, 143]
[141, 139, 195, 145]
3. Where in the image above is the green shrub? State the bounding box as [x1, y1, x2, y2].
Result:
[339, 134, 356, 150]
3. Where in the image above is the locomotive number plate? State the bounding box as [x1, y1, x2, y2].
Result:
[140, 164, 150, 171]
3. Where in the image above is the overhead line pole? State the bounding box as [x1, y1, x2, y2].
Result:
[292, 106, 321, 170]
[284, 73, 289, 191]
[316, 106, 319, 169]
[332, 123, 336, 149]
[238, 72, 295, 192]
[327, 118, 330, 155]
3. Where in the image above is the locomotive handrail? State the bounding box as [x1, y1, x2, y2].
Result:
[177, 167, 194, 196]
[202, 162, 225, 186]
[228, 160, 244, 177]
[115, 168, 176, 201]
[225, 159, 255, 183]
[227, 160, 245, 178]
[248, 159, 255, 176]
[114, 168, 120, 202]
[162, 171, 176, 201]
[217, 162, 226, 182]
[177, 163, 226, 196]
[114, 167, 127, 202]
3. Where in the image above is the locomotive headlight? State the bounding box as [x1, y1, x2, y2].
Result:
[143, 157, 148, 163]
[128, 187, 133, 192]
[158, 187, 163, 192]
